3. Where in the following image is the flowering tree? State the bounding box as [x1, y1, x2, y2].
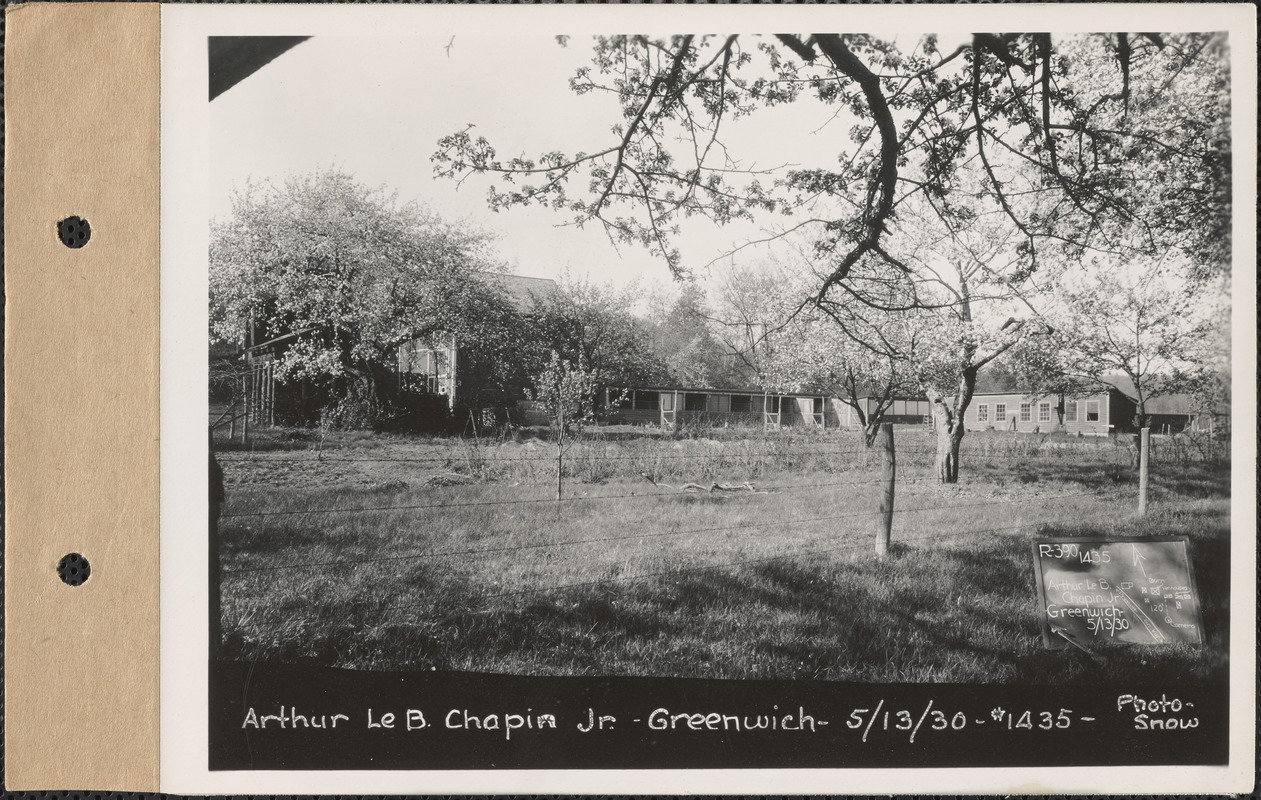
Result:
[210, 169, 514, 425]
[530, 351, 600, 434]
[753, 261, 920, 445]
[1051, 248, 1223, 463]
[640, 281, 759, 388]
[434, 32, 1229, 479]
[767, 312, 921, 446]
[435, 33, 1229, 287]
[529, 351, 600, 500]
[532, 274, 667, 387]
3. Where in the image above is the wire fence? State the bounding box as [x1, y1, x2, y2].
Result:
[213, 424, 1164, 645]
[220, 474, 949, 520]
[221, 490, 1114, 579]
[214, 434, 1223, 495]
[216, 443, 1144, 464]
[214, 434, 1173, 524]
[223, 492, 1131, 633]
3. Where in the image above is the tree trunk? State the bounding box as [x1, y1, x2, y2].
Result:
[555, 397, 565, 501]
[1131, 411, 1148, 470]
[922, 366, 977, 484]
[863, 420, 882, 447]
[935, 418, 964, 484]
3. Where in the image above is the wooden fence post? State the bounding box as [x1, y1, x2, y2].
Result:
[1138, 426, 1150, 515]
[556, 445, 563, 501]
[242, 380, 250, 444]
[266, 363, 275, 426]
[555, 403, 565, 502]
[876, 422, 895, 559]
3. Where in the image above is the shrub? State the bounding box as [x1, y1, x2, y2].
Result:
[371, 393, 454, 434]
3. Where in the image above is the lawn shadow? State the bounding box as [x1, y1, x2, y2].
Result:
[453, 527, 1228, 684]
[445, 547, 1049, 681]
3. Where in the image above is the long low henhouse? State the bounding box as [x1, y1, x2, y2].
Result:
[597, 386, 827, 429]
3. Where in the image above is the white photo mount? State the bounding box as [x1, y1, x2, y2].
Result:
[3, 2, 1255, 794]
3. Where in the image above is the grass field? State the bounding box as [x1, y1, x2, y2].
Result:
[216, 427, 1230, 684]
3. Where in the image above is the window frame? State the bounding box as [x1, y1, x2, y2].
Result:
[994, 403, 1006, 422]
[1064, 400, 1077, 422]
[1020, 403, 1031, 422]
[1039, 402, 1051, 423]
[1086, 400, 1100, 422]
[633, 391, 659, 411]
[977, 404, 989, 423]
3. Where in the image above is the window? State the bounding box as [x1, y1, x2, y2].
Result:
[1086, 400, 1100, 422]
[414, 349, 433, 374]
[995, 403, 1006, 422]
[633, 391, 659, 411]
[1039, 402, 1051, 422]
[684, 393, 707, 412]
[813, 397, 825, 414]
[401, 372, 438, 394]
[730, 394, 752, 413]
[977, 404, 989, 423]
[1065, 401, 1077, 422]
[1020, 403, 1031, 422]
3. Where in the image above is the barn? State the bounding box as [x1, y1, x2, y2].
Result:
[213, 274, 556, 426]
[222, 318, 320, 426]
[395, 274, 558, 408]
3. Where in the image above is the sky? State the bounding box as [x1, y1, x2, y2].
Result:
[207, 30, 1235, 326]
[210, 35, 860, 292]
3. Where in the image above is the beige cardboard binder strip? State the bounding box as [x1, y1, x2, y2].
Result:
[4, 2, 161, 791]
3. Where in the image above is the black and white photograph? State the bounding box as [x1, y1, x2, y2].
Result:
[156, 4, 1254, 792]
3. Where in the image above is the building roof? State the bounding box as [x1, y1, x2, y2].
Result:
[1141, 394, 1198, 415]
[851, 394, 931, 403]
[846, 372, 1212, 416]
[485, 273, 558, 312]
[210, 340, 239, 359]
[970, 374, 1201, 415]
[972, 376, 1022, 395]
[970, 387, 1072, 398]
[612, 384, 827, 399]
[393, 274, 558, 346]
[1096, 374, 1199, 415]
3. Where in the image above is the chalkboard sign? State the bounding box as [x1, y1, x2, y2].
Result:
[1031, 537, 1203, 649]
